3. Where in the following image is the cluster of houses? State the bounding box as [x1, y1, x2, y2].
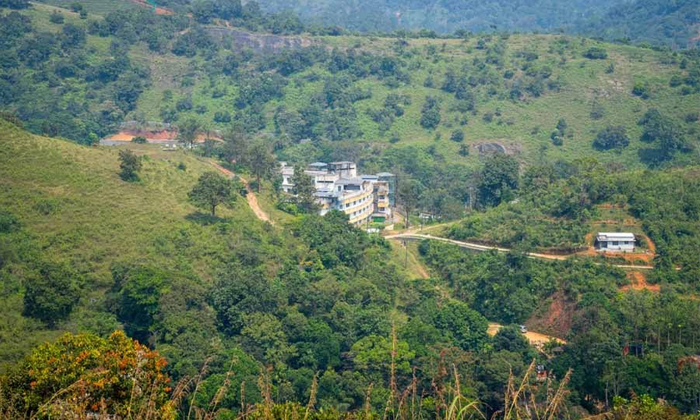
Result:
[280, 161, 395, 226]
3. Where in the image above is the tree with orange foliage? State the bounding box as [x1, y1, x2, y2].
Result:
[1, 331, 175, 419]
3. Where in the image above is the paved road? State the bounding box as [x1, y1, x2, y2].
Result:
[385, 233, 655, 270]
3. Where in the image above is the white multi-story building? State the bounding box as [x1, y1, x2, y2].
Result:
[280, 161, 394, 225]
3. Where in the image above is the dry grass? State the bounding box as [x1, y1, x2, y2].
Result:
[1, 349, 581, 420]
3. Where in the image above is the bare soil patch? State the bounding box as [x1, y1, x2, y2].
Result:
[104, 129, 220, 143]
[622, 271, 660, 293]
[526, 291, 574, 339]
[487, 323, 566, 348]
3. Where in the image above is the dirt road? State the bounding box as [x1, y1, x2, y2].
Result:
[385, 233, 655, 270]
[208, 161, 274, 225]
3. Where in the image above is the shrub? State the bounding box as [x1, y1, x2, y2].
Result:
[214, 111, 231, 123]
[550, 132, 563, 146]
[23, 262, 81, 326]
[593, 125, 629, 150]
[49, 11, 64, 24]
[131, 135, 147, 144]
[450, 129, 465, 142]
[0, 210, 21, 233]
[118, 149, 142, 182]
[590, 102, 606, 120]
[420, 96, 441, 129]
[632, 81, 650, 98]
[584, 46, 608, 59]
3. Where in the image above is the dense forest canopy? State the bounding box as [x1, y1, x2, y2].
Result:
[0, 0, 699, 419]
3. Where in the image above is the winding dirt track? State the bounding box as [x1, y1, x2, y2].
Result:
[384, 233, 655, 270]
[208, 161, 274, 225]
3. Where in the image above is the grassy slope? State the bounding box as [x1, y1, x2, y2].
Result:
[0, 120, 266, 369]
[13, 3, 700, 170]
[35, 0, 139, 15]
[138, 34, 698, 170]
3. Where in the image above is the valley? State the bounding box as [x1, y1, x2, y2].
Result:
[0, 0, 698, 419]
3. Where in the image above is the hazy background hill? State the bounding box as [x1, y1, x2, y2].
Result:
[258, 0, 700, 48]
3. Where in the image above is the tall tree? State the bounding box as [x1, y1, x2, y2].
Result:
[247, 142, 277, 192]
[478, 154, 520, 207]
[118, 149, 141, 182]
[291, 165, 318, 213]
[223, 128, 249, 163]
[110, 263, 165, 343]
[23, 262, 81, 327]
[176, 118, 201, 148]
[398, 178, 423, 228]
[420, 96, 441, 130]
[188, 172, 238, 216]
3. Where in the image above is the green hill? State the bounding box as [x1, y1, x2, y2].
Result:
[0, 120, 271, 367]
[2, 2, 698, 169]
[1, 3, 700, 415]
[258, 0, 700, 48]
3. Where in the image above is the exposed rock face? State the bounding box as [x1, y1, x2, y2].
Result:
[473, 140, 522, 156]
[205, 27, 316, 53]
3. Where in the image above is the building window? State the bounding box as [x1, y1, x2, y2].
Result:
[612, 241, 619, 246]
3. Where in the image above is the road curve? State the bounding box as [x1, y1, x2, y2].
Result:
[385, 233, 655, 270]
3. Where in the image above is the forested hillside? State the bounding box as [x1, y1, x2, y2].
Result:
[1, 0, 699, 221]
[0, 1, 699, 419]
[576, 0, 700, 49]
[259, 0, 617, 35]
[1, 118, 699, 418]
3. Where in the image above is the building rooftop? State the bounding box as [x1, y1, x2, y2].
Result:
[596, 232, 636, 241]
[336, 177, 365, 186]
[308, 162, 328, 168]
[376, 172, 394, 177]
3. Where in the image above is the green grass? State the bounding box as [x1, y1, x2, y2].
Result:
[0, 121, 272, 367]
[36, 0, 139, 15]
[6, 5, 700, 172]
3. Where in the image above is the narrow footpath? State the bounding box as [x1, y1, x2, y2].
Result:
[208, 161, 274, 225]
